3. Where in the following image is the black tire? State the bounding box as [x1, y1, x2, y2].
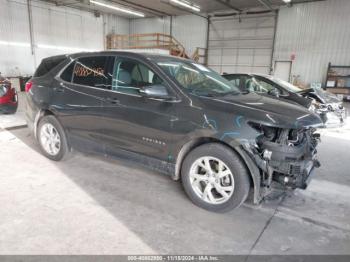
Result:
[37, 115, 69, 161]
[181, 143, 250, 213]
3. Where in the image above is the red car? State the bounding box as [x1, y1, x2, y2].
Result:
[0, 79, 18, 114]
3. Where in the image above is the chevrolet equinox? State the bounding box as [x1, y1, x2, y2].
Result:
[26, 52, 323, 212]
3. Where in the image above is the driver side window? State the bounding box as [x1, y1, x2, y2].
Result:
[112, 58, 164, 95]
[245, 77, 275, 93]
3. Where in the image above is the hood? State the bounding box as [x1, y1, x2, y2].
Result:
[197, 93, 324, 129]
[298, 88, 341, 104]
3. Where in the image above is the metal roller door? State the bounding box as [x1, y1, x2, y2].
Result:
[208, 13, 276, 75]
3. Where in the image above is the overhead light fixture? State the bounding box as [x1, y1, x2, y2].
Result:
[170, 0, 201, 12]
[0, 40, 30, 47]
[282, 0, 292, 3]
[90, 0, 145, 17]
[37, 44, 98, 52]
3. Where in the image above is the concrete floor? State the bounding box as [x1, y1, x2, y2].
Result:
[0, 94, 350, 255]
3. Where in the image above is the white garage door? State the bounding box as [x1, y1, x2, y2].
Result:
[208, 13, 276, 75]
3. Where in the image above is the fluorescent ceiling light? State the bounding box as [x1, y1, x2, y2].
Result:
[90, 0, 145, 17]
[282, 0, 292, 3]
[170, 0, 201, 12]
[37, 44, 97, 52]
[0, 40, 30, 47]
[0, 40, 97, 52]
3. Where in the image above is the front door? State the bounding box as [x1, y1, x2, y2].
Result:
[100, 56, 179, 162]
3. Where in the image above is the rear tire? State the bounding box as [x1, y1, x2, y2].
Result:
[37, 115, 69, 161]
[181, 143, 250, 213]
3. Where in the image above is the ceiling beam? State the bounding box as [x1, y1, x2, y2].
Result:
[212, 0, 241, 12]
[256, 0, 273, 10]
[54, 0, 82, 6]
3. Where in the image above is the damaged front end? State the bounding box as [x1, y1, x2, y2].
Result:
[243, 123, 321, 201]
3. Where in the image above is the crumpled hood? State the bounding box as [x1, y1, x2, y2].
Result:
[199, 93, 324, 129]
[299, 88, 341, 104]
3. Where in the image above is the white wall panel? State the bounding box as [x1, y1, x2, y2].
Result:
[130, 15, 208, 58]
[0, 0, 106, 76]
[0, 0, 32, 76]
[130, 17, 170, 35]
[274, 0, 350, 85]
[172, 15, 208, 56]
[31, 0, 104, 67]
[105, 14, 130, 35]
[208, 13, 276, 74]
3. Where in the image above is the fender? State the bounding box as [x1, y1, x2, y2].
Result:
[233, 146, 263, 204]
[173, 138, 263, 204]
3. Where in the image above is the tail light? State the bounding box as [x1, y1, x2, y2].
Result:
[25, 81, 33, 92]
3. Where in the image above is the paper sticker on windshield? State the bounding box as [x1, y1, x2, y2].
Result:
[192, 63, 210, 72]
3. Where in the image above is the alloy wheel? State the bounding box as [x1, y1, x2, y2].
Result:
[40, 123, 61, 156]
[189, 156, 235, 205]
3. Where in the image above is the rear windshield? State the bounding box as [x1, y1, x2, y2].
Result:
[34, 56, 66, 77]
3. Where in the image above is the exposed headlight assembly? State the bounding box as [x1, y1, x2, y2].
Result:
[309, 99, 328, 113]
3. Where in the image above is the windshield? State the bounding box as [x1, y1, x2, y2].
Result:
[155, 58, 240, 96]
[269, 76, 302, 93]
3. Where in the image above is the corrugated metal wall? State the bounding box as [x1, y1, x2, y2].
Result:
[0, 0, 208, 76]
[105, 14, 130, 35]
[32, 1, 104, 67]
[172, 15, 208, 56]
[0, 0, 105, 76]
[2, 0, 349, 83]
[0, 0, 33, 76]
[274, 0, 350, 86]
[130, 15, 208, 58]
[130, 17, 171, 35]
[208, 13, 276, 74]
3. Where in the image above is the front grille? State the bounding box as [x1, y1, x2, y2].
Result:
[290, 165, 301, 175]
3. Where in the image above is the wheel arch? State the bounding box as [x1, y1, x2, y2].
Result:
[34, 109, 56, 138]
[174, 137, 262, 204]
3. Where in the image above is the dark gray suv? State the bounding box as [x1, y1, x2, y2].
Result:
[25, 52, 323, 212]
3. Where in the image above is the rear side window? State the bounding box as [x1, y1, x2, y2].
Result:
[34, 56, 66, 77]
[72, 56, 110, 89]
[60, 62, 75, 82]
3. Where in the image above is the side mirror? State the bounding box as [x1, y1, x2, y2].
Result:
[140, 85, 173, 100]
[268, 88, 280, 97]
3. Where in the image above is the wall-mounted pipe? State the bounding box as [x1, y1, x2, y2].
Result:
[27, 0, 37, 68]
[270, 9, 279, 74]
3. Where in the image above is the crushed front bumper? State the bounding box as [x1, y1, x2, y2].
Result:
[271, 158, 320, 189]
[242, 127, 320, 202]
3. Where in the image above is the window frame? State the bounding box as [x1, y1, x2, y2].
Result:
[253, 76, 289, 96]
[58, 55, 111, 88]
[110, 55, 178, 100]
[56, 54, 181, 102]
[70, 56, 110, 89]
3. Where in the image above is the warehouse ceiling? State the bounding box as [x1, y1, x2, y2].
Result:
[42, 0, 325, 18]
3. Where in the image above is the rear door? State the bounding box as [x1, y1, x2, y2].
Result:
[51, 55, 112, 153]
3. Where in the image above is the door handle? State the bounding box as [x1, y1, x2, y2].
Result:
[105, 97, 120, 104]
[53, 85, 65, 93]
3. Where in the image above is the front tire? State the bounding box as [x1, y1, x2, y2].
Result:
[181, 143, 250, 213]
[37, 115, 69, 161]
